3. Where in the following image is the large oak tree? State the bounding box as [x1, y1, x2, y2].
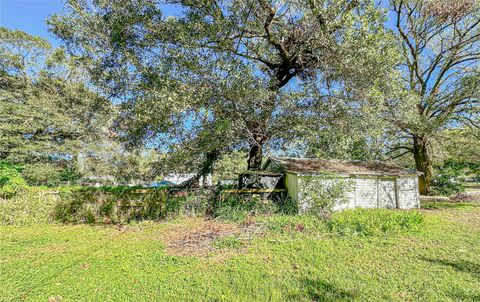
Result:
[49, 0, 396, 175]
[388, 0, 480, 193]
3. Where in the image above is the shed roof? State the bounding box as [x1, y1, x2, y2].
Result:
[264, 157, 420, 176]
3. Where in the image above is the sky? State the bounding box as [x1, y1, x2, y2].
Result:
[0, 0, 63, 46]
[0, 0, 183, 47]
[1, 0, 396, 48]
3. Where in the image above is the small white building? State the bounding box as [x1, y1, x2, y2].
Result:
[263, 157, 421, 211]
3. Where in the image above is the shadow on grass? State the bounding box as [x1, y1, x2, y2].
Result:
[421, 257, 480, 277]
[447, 289, 480, 301]
[298, 278, 356, 302]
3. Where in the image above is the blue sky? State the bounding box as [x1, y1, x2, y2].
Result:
[1, 0, 395, 48]
[0, 0, 183, 47]
[0, 0, 63, 46]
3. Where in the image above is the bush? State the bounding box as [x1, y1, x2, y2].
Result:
[22, 163, 62, 186]
[273, 195, 299, 215]
[213, 193, 293, 222]
[214, 195, 266, 222]
[300, 175, 354, 218]
[54, 187, 211, 224]
[432, 162, 465, 196]
[326, 209, 424, 236]
[0, 188, 58, 225]
[0, 161, 28, 198]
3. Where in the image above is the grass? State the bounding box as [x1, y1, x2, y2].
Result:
[0, 189, 58, 225]
[1, 202, 480, 301]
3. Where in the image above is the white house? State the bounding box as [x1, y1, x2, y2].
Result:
[263, 157, 421, 211]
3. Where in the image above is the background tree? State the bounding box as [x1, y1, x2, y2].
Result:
[78, 139, 159, 185]
[49, 0, 397, 176]
[388, 0, 480, 193]
[0, 27, 111, 184]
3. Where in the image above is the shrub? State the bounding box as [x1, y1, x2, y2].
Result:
[273, 195, 299, 215]
[432, 162, 465, 196]
[214, 194, 279, 222]
[54, 187, 211, 224]
[214, 191, 300, 221]
[0, 161, 28, 198]
[0, 188, 58, 225]
[326, 209, 424, 236]
[300, 175, 354, 218]
[54, 187, 165, 223]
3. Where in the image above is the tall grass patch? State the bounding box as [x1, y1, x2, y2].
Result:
[213, 194, 296, 222]
[326, 209, 424, 236]
[0, 188, 58, 225]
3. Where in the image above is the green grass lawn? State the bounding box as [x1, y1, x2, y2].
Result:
[1, 202, 479, 302]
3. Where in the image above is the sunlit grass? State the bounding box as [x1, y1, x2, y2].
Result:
[1, 203, 479, 301]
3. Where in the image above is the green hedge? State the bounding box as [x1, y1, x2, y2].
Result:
[0, 161, 28, 198]
[1, 186, 211, 225]
[54, 187, 210, 224]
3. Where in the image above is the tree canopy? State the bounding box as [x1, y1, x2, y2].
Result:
[49, 0, 398, 176]
[386, 0, 480, 193]
[0, 27, 116, 184]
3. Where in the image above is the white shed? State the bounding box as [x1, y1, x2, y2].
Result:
[263, 157, 421, 211]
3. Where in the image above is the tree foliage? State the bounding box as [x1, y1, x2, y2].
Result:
[387, 0, 480, 193]
[0, 27, 111, 173]
[49, 0, 398, 177]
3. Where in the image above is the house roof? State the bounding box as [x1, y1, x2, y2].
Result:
[264, 157, 420, 176]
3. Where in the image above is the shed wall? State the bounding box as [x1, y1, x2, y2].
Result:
[397, 176, 420, 209]
[285, 173, 299, 203]
[296, 176, 355, 213]
[292, 174, 420, 212]
[354, 177, 378, 208]
[378, 178, 397, 208]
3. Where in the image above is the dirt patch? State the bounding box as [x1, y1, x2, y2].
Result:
[159, 218, 262, 257]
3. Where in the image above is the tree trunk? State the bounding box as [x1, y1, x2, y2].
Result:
[413, 135, 434, 195]
[182, 150, 218, 188]
[247, 142, 263, 170]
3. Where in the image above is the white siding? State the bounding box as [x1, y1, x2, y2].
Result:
[378, 178, 397, 208]
[354, 177, 378, 208]
[288, 173, 420, 212]
[397, 176, 420, 209]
